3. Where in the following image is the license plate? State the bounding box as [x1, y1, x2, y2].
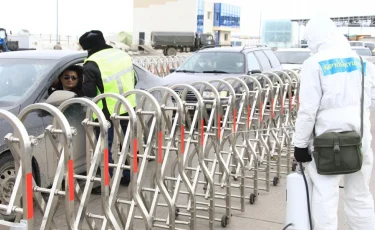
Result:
[174, 103, 194, 110]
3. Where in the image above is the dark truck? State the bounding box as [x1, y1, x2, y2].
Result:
[0, 28, 19, 52]
[151, 31, 215, 56]
[0, 28, 36, 52]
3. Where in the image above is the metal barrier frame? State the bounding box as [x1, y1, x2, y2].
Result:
[0, 110, 33, 230]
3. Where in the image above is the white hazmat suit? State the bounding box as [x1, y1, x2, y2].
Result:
[293, 16, 375, 229]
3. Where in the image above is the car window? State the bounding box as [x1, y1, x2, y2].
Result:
[353, 48, 372, 56]
[254, 51, 272, 70]
[264, 50, 281, 67]
[177, 52, 246, 74]
[246, 52, 261, 71]
[177, 54, 200, 72]
[350, 42, 364, 47]
[0, 31, 5, 39]
[0, 58, 56, 106]
[42, 62, 85, 101]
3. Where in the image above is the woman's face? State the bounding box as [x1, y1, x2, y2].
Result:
[60, 70, 78, 90]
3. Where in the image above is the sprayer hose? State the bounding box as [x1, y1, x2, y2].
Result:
[300, 162, 313, 230]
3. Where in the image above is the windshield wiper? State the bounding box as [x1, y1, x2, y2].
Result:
[176, 70, 197, 73]
[203, 70, 229, 74]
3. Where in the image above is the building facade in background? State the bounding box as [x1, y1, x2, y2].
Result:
[262, 20, 294, 48]
[132, 0, 240, 48]
[263, 16, 375, 49]
[213, 3, 240, 45]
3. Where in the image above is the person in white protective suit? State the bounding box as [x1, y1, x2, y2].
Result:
[293, 16, 375, 230]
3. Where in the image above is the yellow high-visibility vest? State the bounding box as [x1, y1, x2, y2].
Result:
[84, 48, 136, 116]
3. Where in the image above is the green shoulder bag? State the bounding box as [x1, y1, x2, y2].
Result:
[312, 56, 364, 175]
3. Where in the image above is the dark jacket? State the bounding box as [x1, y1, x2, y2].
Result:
[82, 44, 113, 120]
[82, 44, 137, 125]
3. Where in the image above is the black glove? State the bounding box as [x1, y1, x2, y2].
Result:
[294, 147, 312, 162]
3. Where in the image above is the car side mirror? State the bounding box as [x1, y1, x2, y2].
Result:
[169, 68, 176, 74]
[248, 70, 262, 75]
[46, 90, 76, 106]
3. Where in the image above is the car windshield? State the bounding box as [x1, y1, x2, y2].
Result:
[353, 48, 372, 56]
[177, 52, 246, 74]
[350, 42, 364, 47]
[0, 58, 56, 105]
[0, 31, 5, 39]
[274, 51, 311, 64]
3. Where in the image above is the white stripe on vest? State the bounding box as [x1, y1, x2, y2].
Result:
[103, 66, 133, 94]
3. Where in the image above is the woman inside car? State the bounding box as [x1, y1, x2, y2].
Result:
[48, 65, 83, 97]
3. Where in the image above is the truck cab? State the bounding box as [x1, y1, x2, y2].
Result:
[0, 28, 9, 52]
[198, 33, 215, 47]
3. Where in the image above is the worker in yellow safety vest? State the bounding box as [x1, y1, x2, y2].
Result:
[79, 30, 135, 192]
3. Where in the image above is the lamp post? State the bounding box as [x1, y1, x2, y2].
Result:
[258, 11, 262, 40]
[56, 0, 59, 44]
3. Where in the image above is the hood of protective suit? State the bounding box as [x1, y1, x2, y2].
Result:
[304, 16, 351, 54]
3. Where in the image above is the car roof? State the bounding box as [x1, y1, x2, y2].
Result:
[275, 48, 311, 52]
[0, 50, 88, 60]
[197, 46, 272, 53]
[351, 46, 369, 50]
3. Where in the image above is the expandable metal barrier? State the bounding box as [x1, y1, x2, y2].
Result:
[0, 69, 300, 230]
[132, 56, 189, 77]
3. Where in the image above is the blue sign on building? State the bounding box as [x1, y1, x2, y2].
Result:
[196, 1, 240, 35]
[214, 3, 240, 28]
[197, 0, 205, 34]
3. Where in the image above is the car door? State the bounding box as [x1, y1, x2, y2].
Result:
[19, 99, 50, 187]
[246, 52, 262, 73]
[17, 62, 57, 187]
[253, 50, 272, 72]
[38, 58, 87, 181]
[263, 49, 282, 71]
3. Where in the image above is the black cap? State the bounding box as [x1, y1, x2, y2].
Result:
[79, 30, 106, 50]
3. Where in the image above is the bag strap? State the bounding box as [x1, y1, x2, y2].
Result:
[360, 56, 364, 139]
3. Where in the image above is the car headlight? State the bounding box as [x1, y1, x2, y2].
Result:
[219, 91, 228, 97]
[203, 91, 215, 98]
[202, 91, 228, 98]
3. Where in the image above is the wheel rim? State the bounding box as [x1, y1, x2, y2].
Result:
[0, 165, 16, 206]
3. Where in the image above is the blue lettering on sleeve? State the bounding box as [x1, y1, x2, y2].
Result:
[318, 57, 367, 76]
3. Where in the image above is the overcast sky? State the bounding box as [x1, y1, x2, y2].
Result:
[0, 0, 373, 37]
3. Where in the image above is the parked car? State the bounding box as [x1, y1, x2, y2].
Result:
[352, 46, 372, 56]
[162, 46, 283, 111]
[351, 47, 375, 64]
[0, 50, 164, 219]
[165, 46, 282, 84]
[274, 48, 311, 70]
[349, 41, 375, 55]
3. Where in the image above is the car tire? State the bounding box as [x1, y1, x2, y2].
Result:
[0, 152, 17, 221]
[167, 47, 177, 56]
